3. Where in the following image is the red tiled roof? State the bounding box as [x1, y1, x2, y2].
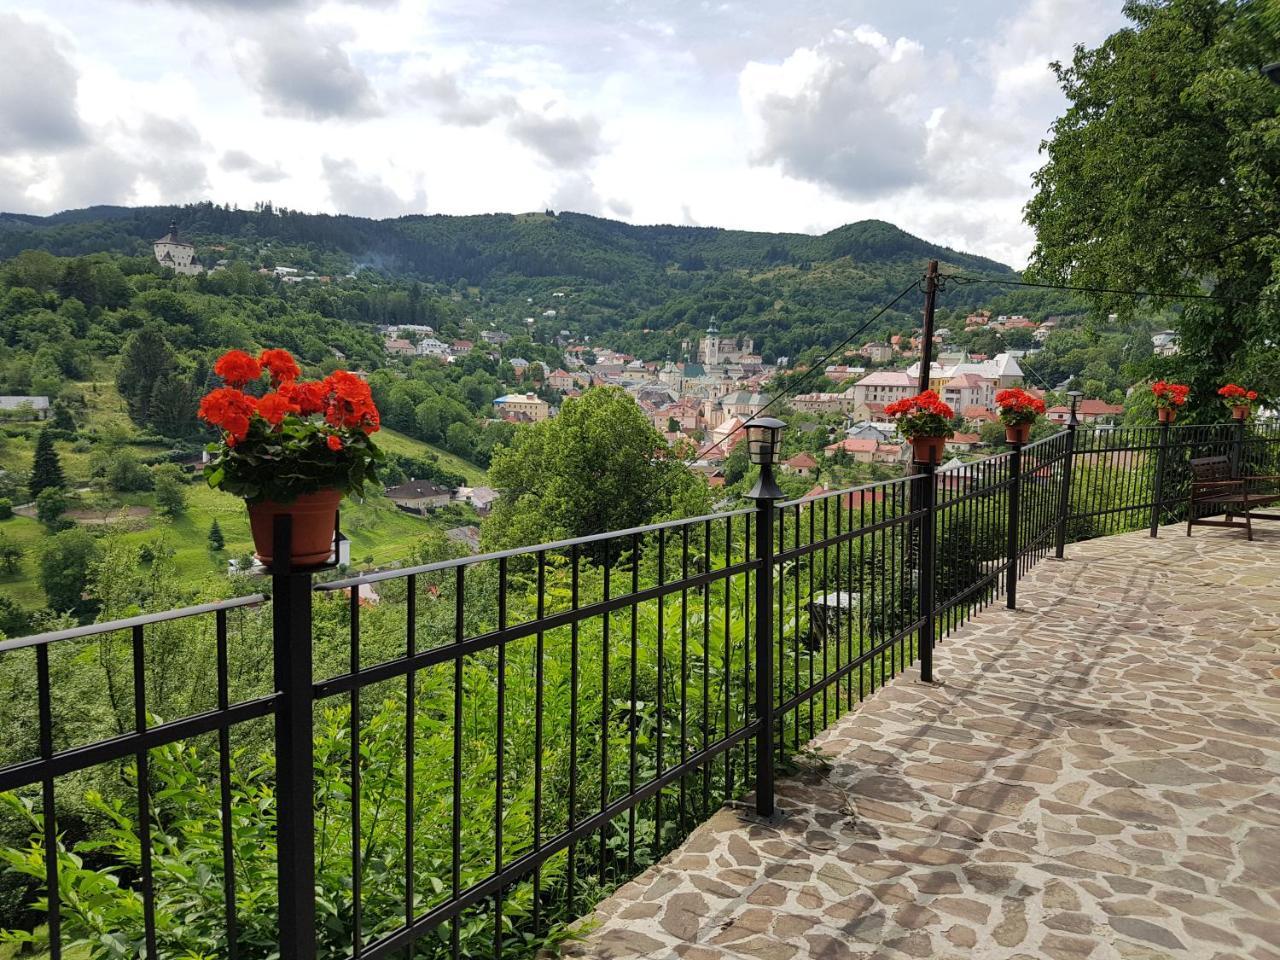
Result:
[786, 451, 818, 468]
[825, 438, 877, 454]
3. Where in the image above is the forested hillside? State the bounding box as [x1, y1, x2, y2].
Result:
[0, 203, 1061, 361]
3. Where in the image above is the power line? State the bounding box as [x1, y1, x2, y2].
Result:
[942, 273, 1280, 306]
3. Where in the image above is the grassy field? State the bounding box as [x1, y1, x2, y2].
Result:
[378, 427, 487, 484]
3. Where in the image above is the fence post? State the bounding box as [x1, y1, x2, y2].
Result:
[1149, 421, 1171, 538]
[1006, 441, 1022, 610]
[1230, 413, 1246, 479]
[751, 486, 778, 819]
[917, 459, 937, 683]
[1054, 420, 1078, 559]
[271, 516, 317, 958]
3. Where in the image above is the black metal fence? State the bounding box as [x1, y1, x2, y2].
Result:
[0, 419, 1276, 958]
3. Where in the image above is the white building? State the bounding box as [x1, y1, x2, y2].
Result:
[153, 221, 203, 276]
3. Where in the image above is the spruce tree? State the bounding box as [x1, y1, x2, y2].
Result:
[29, 429, 64, 500]
[208, 519, 225, 551]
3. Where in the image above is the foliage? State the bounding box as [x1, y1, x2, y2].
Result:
[200, 351, 383, 504]
[34, 489, 69, 531]
[1026, 0, 1280, 418]
[483, 387, 711, 550]
[0, 500, 11, 521]
[207, 518, 224, 551]
[0, 535, 19, 576]
[151, 463, 188, 517]
[28, 430, 63, 499]
[37, 528, 99, 612]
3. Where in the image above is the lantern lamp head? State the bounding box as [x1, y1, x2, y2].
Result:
[746, 417, 785, 466]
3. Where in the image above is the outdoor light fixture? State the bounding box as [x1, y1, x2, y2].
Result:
[746, 416, 785, 500]
[1067, 390, 1084, 426]
[1264, 62, 1280, 86]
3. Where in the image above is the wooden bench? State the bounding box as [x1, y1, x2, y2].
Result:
[1186, 455, 1280, 541]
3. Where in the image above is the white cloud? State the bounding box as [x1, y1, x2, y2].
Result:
[320, 155, 425, 219]
[0, 14, 86, 152]
[740, 28, 937, 199]
[238, 20, 380, 120]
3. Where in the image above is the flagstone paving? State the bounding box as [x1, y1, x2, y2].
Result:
[563, 525, 1280, 960]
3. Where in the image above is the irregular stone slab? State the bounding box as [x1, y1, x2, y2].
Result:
[563, 527, 1280, 960]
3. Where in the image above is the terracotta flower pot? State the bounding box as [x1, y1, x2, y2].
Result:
[247, 488, 343, 568]
[909, 435, 946, 465]
[1004, 422, 1032, 444]
[1157, 406, 1177, 424]
[1231, 404, 1250, 420]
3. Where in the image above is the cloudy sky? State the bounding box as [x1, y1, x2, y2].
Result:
[0, 0, 1129, 267]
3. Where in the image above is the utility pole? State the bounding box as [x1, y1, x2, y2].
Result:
[917, 259, 940, 394]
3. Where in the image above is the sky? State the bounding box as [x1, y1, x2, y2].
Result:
[0, 0, 1130, 268]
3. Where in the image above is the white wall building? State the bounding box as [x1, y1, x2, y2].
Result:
[153, 221, 203, 276]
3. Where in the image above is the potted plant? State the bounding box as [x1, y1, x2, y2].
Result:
[1150, 380, 1189, 423]
[1217, 383, 1258, 420]
[199, 348, 383, 567]
[885, 390, 954, 464]
[994, 387, 1045, 443]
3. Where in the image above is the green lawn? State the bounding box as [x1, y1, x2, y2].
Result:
[377, 428, 487, 485]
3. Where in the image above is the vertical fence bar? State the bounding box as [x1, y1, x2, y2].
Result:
[216, 609, 239, 960]
[1231, 414, 1245, 479]
[918, 461, 937, 683]
[35, 644, 61, 960]
[752, 491, 777, 818]
[272, 516, 317, 960]
[1149, 420, 1170, 537]
[1005, 442, 1022, 610]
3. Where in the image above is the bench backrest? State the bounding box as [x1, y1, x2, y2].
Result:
[1190, 455, 1232, 483]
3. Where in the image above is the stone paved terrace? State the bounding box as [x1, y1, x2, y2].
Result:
[563, 525, 1280, 960]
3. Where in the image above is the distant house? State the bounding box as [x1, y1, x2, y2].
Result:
[1047, 399, 1125, 425]
[494, 392, 550, 422]
[783, 451, 818, 477]
[548, 369, 576, 391]
[153, 221, 203, 276]
[1152, 330, 1179, 357]
[824, 437, 878, 463]
[385, 480, 453, 513]
[384, 338, 416, 356]
[415, 337, 450, 357]
[453, 486, 500, 516]
[481, 330, 511, 345]
[945, 433, 982, 453]
[0, 396, 50, 420]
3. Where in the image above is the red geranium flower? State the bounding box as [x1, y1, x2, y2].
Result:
[259, 348, 301, 385]
[198, 387, 258, 440]
[326, 434, 343, 451]
[256, 391, 301, 426]
[213, 350, 262, 387]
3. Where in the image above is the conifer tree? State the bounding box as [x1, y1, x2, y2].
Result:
[207, 519, 225, 551]
[29, 428, 64, 500]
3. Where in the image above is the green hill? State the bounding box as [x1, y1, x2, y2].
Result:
[0, 203, 1050, 360]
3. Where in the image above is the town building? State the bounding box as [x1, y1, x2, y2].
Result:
[385, 480, 453, 513]
[1047, 399, 1125, 424]
[1152, 330, 1180, 356]
[697, 319, 755, 366]
[493, 392, 551, 422]
[153, 221, 203, 276]
[782, 452, 818, 477]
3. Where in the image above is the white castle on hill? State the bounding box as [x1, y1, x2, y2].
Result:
[153, 220, 203, 276]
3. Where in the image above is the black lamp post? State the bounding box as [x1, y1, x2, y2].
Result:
[746, 417, 785, 500]
[1066, 390, 1084, 427]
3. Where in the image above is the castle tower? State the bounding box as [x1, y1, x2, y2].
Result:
[153, 220, 203, 276]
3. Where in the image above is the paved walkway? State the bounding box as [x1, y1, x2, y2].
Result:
[564, 526, 1280, 960]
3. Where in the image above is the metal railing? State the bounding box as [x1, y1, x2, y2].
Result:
[0, 418, 1275, 958]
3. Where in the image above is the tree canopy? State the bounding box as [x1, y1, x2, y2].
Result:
[483, 387, 712, 550]
[1026, 0, 1279, 415]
